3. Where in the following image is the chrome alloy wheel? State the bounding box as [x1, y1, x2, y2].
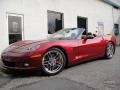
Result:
[106, 42, 114, 59]
[42, 48, 65, 75]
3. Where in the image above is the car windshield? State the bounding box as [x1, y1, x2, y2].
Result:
[48, 28, 85, 40]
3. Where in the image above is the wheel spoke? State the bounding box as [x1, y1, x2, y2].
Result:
[44, 63, 50, 69]
[110, 48, 113, 55]
[56, 60, 62, 65]
[47, 52, 52, 58]
[56, 56, 62, 64]
[51, 66, 55, 71]
[43, 60, 49, 65]
[54, 52, 59, 59]
[47, 65, 51, 71]
[56, 63, 62, 69]
[108, 49, 111, 55]
[107, 43, 114, 58]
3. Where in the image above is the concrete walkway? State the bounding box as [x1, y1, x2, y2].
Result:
[11, 77, 97, 90]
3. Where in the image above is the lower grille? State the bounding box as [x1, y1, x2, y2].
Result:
[3, 60, 15, 67]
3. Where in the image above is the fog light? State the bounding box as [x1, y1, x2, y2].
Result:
[24, 63, 29, 67]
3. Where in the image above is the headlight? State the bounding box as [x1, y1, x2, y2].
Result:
[26, 44, 40, 51]
[15, 43, 41, 52]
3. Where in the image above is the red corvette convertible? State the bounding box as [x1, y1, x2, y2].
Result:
[1, 28, 116, 75]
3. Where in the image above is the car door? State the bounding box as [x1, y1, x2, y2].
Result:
[77, 35, 105, 61]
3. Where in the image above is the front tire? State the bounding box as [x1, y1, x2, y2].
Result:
[42, 48, 66, 75]
[105, 42, 115, 59]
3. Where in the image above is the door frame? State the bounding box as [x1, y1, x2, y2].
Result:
[77, 16, 88, 34]
[6, 12, 24, 44]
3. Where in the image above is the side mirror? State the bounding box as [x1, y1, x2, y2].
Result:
[82, 35, 87, 40]
[83, 32, 94, 40]
[86, 32, 92, 36]
[87, 32, 94, 39]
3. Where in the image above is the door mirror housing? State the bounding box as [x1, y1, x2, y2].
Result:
[82, 32, 94, 40]
[86, 32, 94, 39]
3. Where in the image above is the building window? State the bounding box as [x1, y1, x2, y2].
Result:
[7, 13, 24, 44]
[114, 24, 119, 36]
[47, 10, 64, 34]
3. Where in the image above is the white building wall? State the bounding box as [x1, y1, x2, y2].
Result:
[0, 0, 120, 54]
[113, 8, 120, 24]
[55, 0, 114, 34]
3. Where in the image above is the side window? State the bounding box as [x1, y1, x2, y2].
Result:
[7, 14, 24, 44]
[47, 10, 64, 34]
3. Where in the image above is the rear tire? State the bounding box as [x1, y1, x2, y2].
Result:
[42, 48, 66, 75]
[105, 42, 115, 59]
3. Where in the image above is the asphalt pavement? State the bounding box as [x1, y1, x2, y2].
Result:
[0, 47, 120, 90]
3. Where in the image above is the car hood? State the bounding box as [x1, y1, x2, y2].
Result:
[3, 40, 50, 53]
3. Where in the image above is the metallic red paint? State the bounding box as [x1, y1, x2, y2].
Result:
[1, 34, 116, 72]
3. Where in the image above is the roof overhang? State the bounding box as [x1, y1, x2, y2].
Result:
[103, 0, 120, 8]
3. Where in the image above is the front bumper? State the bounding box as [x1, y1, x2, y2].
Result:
[1, 52, 43, 72]
[2, 65, 40, 72]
